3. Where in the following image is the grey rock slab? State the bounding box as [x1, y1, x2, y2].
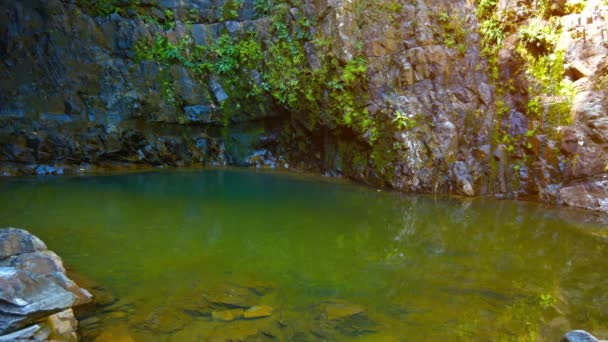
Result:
[562, 330, 600, 342]
[0, 267, 91, 334]
[0, 228, 47, 260]
[0, 251, 66, 275]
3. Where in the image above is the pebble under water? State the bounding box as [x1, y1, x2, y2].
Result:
[0, 169, 607, 341]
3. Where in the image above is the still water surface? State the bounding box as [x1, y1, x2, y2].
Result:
[0, 169, 607, 341]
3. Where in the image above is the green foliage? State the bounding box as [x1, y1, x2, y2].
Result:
[521, 48, 575, 128]
[341, 58, 368, 87]
[526, 95, 542, 119]
[479, 15, 505, 53]
[80, 0, 142, 17]
[517, 20, 557, 57]
[131, 0, 378, 173]
[212, 34, 263, 76]
[538, 293, 556, 308]
[254, 0, 272, 17]
[434, 9, 468, 53]
[475, 0, 498, 20]
[221, 0, 244, 21]
[564, 0, 586, 14]
[164, 9, 174, 21]
[536, 0, 560, 18]
[392, 111, 418, 130]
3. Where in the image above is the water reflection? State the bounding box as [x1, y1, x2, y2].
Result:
[0, 170, 606, 341]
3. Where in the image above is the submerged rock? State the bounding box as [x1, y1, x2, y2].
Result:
[137, 306, 192, 334]
[211, 309, 245, 322]
[92, 323, 135, 342]
[204, 283, 259, 309]
[243, 305, 273, 319]
[323, 301, 365, 320]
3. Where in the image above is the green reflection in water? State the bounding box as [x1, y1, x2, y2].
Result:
[0, 169, 606, 341]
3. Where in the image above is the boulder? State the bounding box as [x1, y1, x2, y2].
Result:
[243, 305, 273, 319]
[0, 228, 92, 337]
[0, 309, 79, 341]
[0, 250, 66, 274]
[560, 180, 608, 212]
[0, 228, 47, 259]
[0, 267, 90, 334]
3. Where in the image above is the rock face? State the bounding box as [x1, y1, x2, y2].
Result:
[0, 0, 282, 175]
[0, 228, 91, 340]
[557, 1, 608, 212]
[0, 0, 607, 212]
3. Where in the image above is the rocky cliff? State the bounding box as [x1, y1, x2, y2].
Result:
[0, 0, 607, 212]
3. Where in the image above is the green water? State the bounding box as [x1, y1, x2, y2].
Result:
[0, 169, 607, 341]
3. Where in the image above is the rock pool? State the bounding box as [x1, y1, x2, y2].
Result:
[0, 169, 606, 341]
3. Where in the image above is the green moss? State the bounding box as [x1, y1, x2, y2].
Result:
[254, 0, 272, 17]
[479, 15, 505, 54]
[79, 0, 144, 17]
[519, 47, 575, 130]
[435, 9, 468, 53]
[220, 0, 244, 21]
[564, 0, 586, 14]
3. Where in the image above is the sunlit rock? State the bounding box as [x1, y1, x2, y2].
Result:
[243, 305, 274, 319]
[211, 309, 245, 321]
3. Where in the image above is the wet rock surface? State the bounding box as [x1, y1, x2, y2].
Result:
[0, 228, 91, 340]
[562, 330, 602, 342]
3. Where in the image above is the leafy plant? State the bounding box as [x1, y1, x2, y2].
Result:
[254, 0, 272, 17]
[80, 0, 142, 17]
[393, 111, 418, 130]
[475, 0, 498, 20]
[565, 0, 586, 14]
[517, 20, 556, 57]
[221, 0, 244, 21]
[341, 58, 368, 86]
[479, 15, 505, 53]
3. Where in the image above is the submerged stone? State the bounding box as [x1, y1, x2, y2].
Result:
[205, 284, 259, 309]
[211, 309, 244, 322]
[323, 301, 365, 320]
[138, 306, 192, 334]
[93, 323, 135, 342]
[243, 305, 273, 319]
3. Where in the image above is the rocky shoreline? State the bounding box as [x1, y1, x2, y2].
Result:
[0, 228, 91, 340]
